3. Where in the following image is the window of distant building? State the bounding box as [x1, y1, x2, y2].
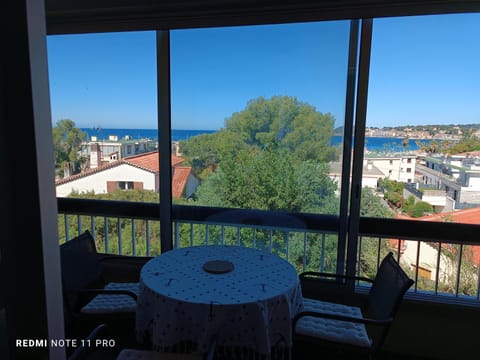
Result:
[118, 181, 134, 190]
[406, 168, 412, 173]
[389, 160, 393, 165]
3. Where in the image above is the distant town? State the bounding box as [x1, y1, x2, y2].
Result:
[363, 124, 480, 140]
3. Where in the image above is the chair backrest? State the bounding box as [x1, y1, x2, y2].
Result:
[363, 252, 414, 352]
[365, 252, 414, 321]
[60, 230, 103, 291]
[60, 230, 98, 254]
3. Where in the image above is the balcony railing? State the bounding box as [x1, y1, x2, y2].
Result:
[57, 197, 480, 306]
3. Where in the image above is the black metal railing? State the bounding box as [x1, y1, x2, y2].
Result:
[57, 197, 480, 305]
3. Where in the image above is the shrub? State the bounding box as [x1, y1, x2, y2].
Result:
[408, 201, 433, 218]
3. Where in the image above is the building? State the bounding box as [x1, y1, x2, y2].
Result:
[56, 151, 200, 199]
[365, 154, 417, 184]
[329, 155, 417, 190]
[329, 160, 384, 189]
[395, 208, 480, 283]
[82, 135, 157, 168]
[415, 153, 480, 210]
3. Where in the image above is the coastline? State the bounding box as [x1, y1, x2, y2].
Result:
[81, 128, 453, 152]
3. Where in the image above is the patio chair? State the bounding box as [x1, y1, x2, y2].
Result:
[293, 252, 414, 359]
[60, 230, 150, 333]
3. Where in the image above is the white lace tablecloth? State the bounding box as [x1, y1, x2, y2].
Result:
[136, 245, 303, 359]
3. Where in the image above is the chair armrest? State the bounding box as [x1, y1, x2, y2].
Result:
[98, 254, 152, 263]
[300, 271, 374, 284]
[74, 288, 138, 301]
[98, 254, 152, 283]
[292, 310, 393, 331]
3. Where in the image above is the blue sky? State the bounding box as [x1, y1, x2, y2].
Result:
[47, 13, 480, 130]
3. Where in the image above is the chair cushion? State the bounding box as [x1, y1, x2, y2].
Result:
[81, 282, 140, 314]
[295, 298, 372, 348]
[117, 349, 204, 360]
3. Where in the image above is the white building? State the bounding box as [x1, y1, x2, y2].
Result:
[329, 160, 384, 189]
[329, 155, 417, 190]
[365, 154, 417, 184]
[81, 134, 157, 168]
[415, 152, 480, 209]
[56, 151, 200, 199]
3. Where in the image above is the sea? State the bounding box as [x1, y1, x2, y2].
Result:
[81, 128, 442, 153]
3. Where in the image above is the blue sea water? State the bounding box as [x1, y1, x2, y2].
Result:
[82, 128, 215, 142]
[81, 128, 438, 152]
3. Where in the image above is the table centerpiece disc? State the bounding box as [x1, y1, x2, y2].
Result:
[203, 260, 234, 274]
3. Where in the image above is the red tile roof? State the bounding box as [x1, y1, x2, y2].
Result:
[55, 160, 125, 185]
[395, 208, 480, 265]
[124, 151, 184, 171]
[395, 207, 480, 225]
[172, 167, 192, 198]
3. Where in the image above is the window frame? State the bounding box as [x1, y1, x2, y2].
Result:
[45, 3, 480, 295]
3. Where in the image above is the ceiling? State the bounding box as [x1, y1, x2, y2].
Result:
[45, 0, 480, 34]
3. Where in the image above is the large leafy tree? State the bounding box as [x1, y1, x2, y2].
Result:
[182, 95, 340, 213]
[208, 147, 300, 211]
[180, 96, 339, 174]
[224, 96, 338, 163]
[179, 130, 248, 177]
[52, 119, 87, 176]
[196, 147, 337, 214]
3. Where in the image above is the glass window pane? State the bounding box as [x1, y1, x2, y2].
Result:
[170, 22, 351, 269]
[47, 31, 159, 255]
[171, 22, 350, 215]
[362, 13, 480, 297]
[365, 14, 480, 221]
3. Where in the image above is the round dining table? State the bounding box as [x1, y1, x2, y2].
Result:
[136, 245, 304, 359]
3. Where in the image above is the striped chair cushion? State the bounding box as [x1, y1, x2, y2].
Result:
[295, 298, 372, 348]
[81, 282, 140, 314]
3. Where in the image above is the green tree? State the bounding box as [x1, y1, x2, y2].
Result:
[179, 130, 248, 177]
[199, 148, 300, 211]
[360, 187, 393, 218]
[407, 201, 433, 218]
[416, 139, 441, 154]
[445, 129, 480, 154]
[225, 96, 338, 163]
[60, 189, 161, 255]
[196, 147, 337, 214]
[295, 161, 338, 214]
[379, 178, 404, 208]
[403, 195, 415, 214]
[180, 96, 339, 177]
[53, 119, 87, 176]
[183, 96, 339, 214]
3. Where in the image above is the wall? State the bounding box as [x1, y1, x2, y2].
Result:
[56, 163, 156, 196]
[386, 300, 480, 360]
